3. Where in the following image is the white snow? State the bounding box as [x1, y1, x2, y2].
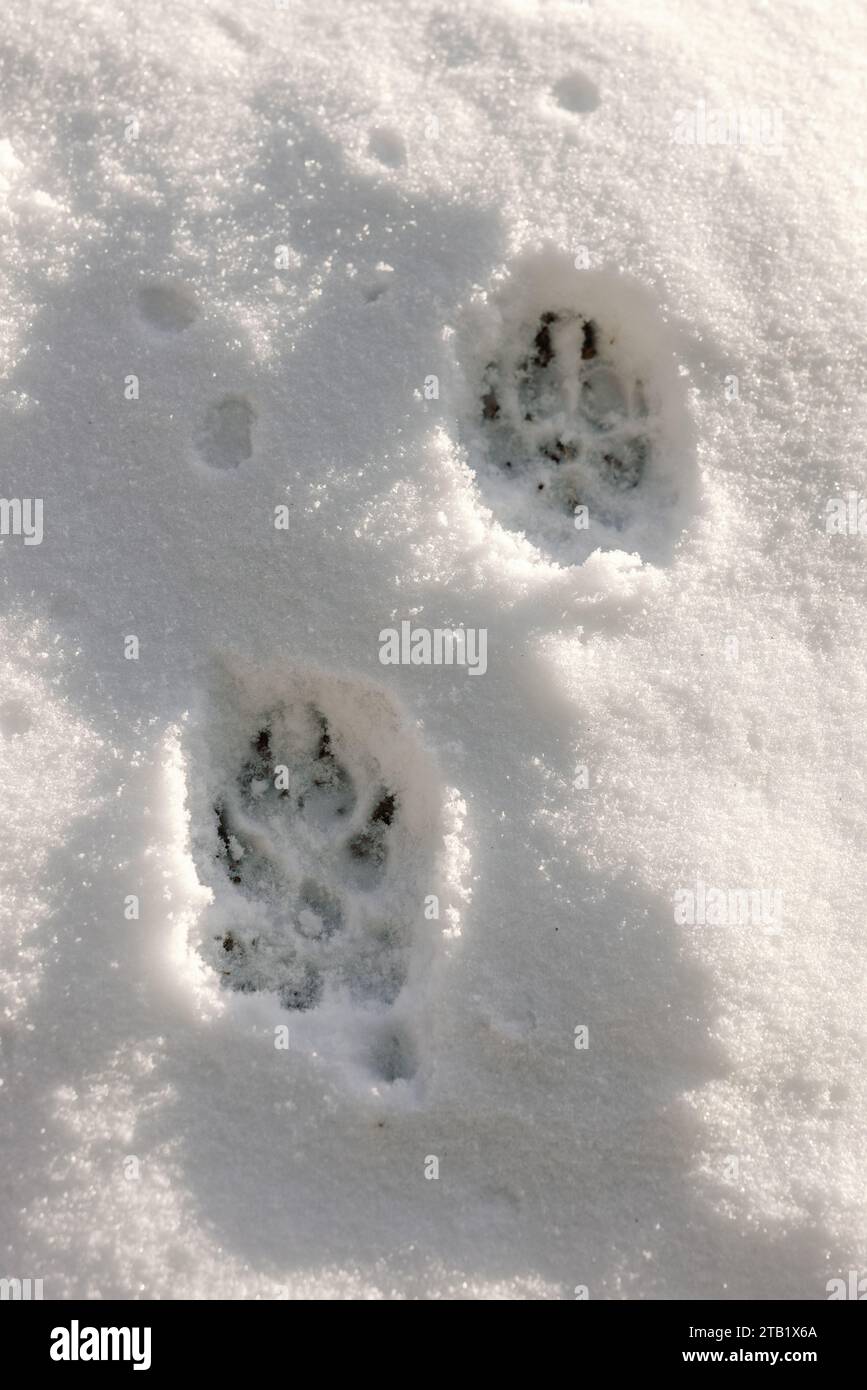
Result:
[0, 0, 865, 1300]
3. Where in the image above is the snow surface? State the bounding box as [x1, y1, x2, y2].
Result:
[0, 0, 865, 1300]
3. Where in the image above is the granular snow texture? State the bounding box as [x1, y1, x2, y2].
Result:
[0, 0, 865, 1299]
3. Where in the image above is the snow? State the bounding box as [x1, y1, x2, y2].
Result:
[0, 0, 865, 1300]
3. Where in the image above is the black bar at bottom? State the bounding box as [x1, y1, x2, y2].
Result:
[3, 1298, 862, 1374]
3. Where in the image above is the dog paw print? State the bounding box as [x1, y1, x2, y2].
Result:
[187, 673, 451, 1087]
[461, 249, 697, 565]
[481, 305, 650, 497]
[212, 710, 404, 1007]
[480, 306, 651, 522]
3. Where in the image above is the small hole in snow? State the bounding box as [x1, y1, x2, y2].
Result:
[137, 281, 199, 332]
[553, 72, 600, 115]
[197, 395, 255, 470]
[368, 126, 407, 168]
